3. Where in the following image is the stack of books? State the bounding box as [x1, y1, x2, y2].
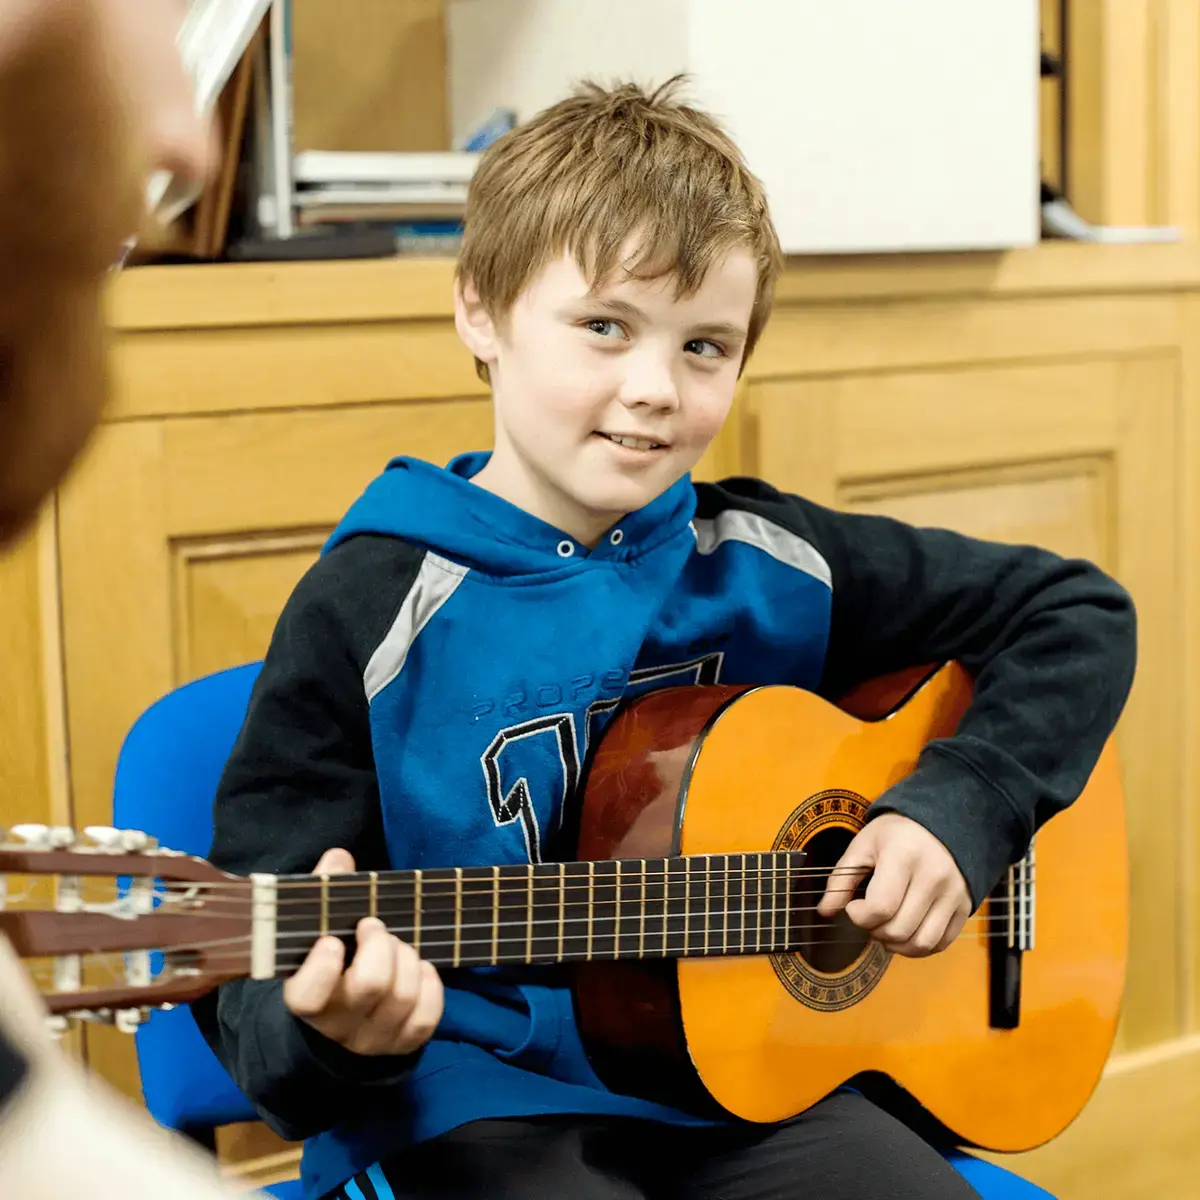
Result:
[292, 149, 475, 255]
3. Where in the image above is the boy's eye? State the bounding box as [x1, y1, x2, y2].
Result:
[686, 338, 725, 359]
[584, 319, 626, 339]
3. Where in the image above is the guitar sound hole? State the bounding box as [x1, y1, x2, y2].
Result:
[792, 827, 869, 974]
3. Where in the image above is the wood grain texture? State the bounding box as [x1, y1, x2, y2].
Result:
[986, 1036, 1200, 1198]
[291, 0, 447, 152]
[0, 511, 56, 834]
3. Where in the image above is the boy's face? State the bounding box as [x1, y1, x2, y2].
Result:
[458, 240, 758, 545]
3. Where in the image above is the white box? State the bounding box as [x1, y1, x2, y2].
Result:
[447, 0, 1040, 255]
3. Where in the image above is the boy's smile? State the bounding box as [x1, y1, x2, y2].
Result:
[458, 239, 759, 548]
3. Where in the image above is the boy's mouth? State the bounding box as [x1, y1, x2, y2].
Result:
[596, 432, 668, 451]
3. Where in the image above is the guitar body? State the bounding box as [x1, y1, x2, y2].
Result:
[572, 662, 1127, 1153]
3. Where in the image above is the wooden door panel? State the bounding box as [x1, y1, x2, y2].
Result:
[749, 355, 1180, 1056]
[175, 533, 327, 680]
[846, 462, 1110, 566]
[58, 399, 493, 1100]
[0, 514, 58, 831]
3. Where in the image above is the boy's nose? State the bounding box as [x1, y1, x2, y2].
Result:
[620, 357, 680, 413]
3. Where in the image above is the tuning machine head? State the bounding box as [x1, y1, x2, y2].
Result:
[8, 824, 77, 850]
[82, 827, 158, 853]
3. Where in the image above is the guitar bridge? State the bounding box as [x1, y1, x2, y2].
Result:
[988, 840, 1034, 1029]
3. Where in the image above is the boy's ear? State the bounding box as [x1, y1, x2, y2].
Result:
[454, 277, 500, 370]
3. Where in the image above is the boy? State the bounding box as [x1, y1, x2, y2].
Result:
[195, 79, 1137, 1200]
[0, 2, 240, 1196]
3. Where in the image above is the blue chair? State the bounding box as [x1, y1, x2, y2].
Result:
[112, 663, 1054, 1200]
[111, 663, 301, 1199]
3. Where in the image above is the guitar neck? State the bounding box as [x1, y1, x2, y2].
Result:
[259, 852, 810, 976]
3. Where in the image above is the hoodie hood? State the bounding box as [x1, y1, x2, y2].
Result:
[325, 451, 698, 577]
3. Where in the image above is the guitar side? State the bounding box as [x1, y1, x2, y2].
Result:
[571, 682, 749, 1116]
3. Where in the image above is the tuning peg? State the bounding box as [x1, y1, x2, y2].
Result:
[82, 827, 157, 853]
[9, 824, 75, 850]
[44, 1014, 70, 1040]
[114, 1007, 152, 1034]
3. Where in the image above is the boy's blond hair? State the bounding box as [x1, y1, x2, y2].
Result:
[457, 76, 784, 381]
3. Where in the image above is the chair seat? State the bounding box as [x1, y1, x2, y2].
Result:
[945, 1151, 1055, 1198]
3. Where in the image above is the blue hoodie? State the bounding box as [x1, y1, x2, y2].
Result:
[198, 450, 1137, 1199]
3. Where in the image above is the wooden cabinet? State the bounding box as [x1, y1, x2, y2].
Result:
[6, 244, 1200, 1195]
[56, 400, 491, 1102]
[745, 352, 1181, 1056]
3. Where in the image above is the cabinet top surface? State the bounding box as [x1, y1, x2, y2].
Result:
[104, 242, 1200, 334]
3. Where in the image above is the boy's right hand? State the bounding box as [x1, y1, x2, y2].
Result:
[283, 849, 444, 1057]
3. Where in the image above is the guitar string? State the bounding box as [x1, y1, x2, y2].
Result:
[82, 904, 1019, 969]
[148, 856, 1033, 891]
[137, 864, 1037, 911]
[0, 854, 1023, 894]
[18, 894, 1021, 969]
[25, 915, 1032, 996]
[3, 869, 1036, 918]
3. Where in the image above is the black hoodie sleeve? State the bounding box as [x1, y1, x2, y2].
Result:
[697, 479, 1138, 908]
[189, 534, 429, 1142]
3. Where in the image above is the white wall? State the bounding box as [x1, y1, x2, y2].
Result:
[447, 0, 1040, 254]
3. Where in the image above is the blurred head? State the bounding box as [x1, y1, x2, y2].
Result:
[0, 0, 215, 547]
[454, 77, 783, 545]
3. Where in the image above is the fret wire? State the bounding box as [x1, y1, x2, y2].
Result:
[662, 859, 671, 955]
[525, 864, 534, 963]
[772, 853, 779, 952]
[368, 871, 378, 921]
[729, 854, 739, 955]
[490, 866, 499, 966]
[319, 874, 329, 937]
[743, 854, 750, 953]
[704, 854, 711, 956]
[783, 855, 790, 950]
[757, 852, 763, 952]
[586, 861, 595, 962]
[686, 859, 696, 960]
[413, 869, 422, 955]
[758, 852, 765, 953]
[614, 860, 621, 959]
[557, 863, 565, 962]
[723, 854, 729, 955]
[452, 868, 463, 967]
[767, 853, 773, 952]
[639, 858, 647, 959]
[744, 859, 753, 950]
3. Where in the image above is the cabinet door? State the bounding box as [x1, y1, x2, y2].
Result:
[0, 512, 62, 833]
[747, 356, 1178, 1058]
[57, 399, 493, 1102]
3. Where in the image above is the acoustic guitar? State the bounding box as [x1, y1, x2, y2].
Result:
[0, 661, 1126, 1154]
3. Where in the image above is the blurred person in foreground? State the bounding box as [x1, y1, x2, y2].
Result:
[0, 2, 245, 1196]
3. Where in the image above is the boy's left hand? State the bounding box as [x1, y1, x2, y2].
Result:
[815, 813, 972, 957]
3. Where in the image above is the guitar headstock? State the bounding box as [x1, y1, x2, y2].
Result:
[0, 824, 252, 1033]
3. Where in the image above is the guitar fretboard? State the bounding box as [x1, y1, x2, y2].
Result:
[255, 853, 812, 976]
